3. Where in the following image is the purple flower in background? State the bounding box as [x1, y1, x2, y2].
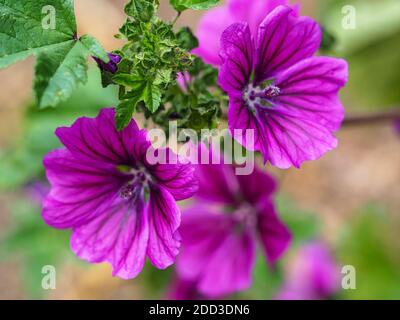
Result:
[176, 146, 291, 297]
[42, 108, 198, 279]
[94, 53, 121, 73]
[193, 0, 295, 66]
[276, 242, 340, 300]
[395, 119, 400, 135]
[26, 181, 50, 206]
[177, 71, 190, 92]
[219, 6, 348, 168]
[168, 277, 204, 300]
[168, 275, 227, 300]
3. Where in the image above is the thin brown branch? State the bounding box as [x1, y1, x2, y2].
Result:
[342, 109, 400, 126]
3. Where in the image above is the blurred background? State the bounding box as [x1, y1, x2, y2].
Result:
[0, 0, 399, 299]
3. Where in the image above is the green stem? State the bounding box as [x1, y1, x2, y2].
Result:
[172, 11, 181, 25]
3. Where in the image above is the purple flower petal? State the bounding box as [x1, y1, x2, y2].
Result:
[146, 149, 199, 201]
[146, 186, 182, 269]
[236, 164, 277, 204]
[194, 144, 240, 204]
[109, 53, 122, 64]
[43, 108, 198, 279]
[177, 206, 256, 297]
[228, 0, 292, 33]
[256, 108, 339, 168]
[168, 277, 202, 300]
[395, 119, 400, 135]
[195, 162, 239, 204]
[193, 7, 236, 66]
[257, 199, 291, 266]
[218, 22, 254, 97]
[55, 108, 144, 165]
[194, 0, 292, 66]
[176, 146, 290, 295]
[177, 206, 232, 280]
[43, 149, 129, 228]
[197, 229, 256, 297]
[276, 242, 340, 299]
[306, 245, 341, 297]
[275, 57, 348, 131]
[26, 181, 50, 205]
[254, 6, 321, 83]
[227, 97, 260, 152]
[94, 53, 121, 74]
[176, 72, 190, 92]
[251, 57, 348, 168]
[71, 194, 149, 279]
[217, 5, 348, 169]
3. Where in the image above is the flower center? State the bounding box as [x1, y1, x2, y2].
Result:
[243, 82, 281, 114]
[232, 203, 257, 230]
[119, 167, 152, 200]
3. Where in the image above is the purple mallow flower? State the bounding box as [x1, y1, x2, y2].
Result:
[168, 277, 205, 300]
[176, 145, 291, 297]
[42, 108, 198, 279]
[26, 181, 50, 206]
[218, 6, 348, 168]
[395, 119, 400, 135]
[276, 242, 340, 300]
[94, 53, 121, 74]
[193, 0, 294, 66]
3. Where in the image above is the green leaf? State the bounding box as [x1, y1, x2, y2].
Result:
[113, 72, 146, 90]
[113, 72, 163, 129]
[143, 82, 162, 112]
[115, 98, 140, 131]
[114, 72, 162, 113]
[124, 0, 155, 22]
[1, 0, 109, 109]
[154, 68, 172, 85]
[115, 0, 220, 130]
[99, 70, 115, 88]
[34, 40, 89, 108]
[0, 0, 76, 68]
[170, 0, 220, 12]
[176, 27, 199, 51]
[79, 34, 109, 62]
[115, 83, 162, 130]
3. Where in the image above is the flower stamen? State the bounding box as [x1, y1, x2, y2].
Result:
[243, 83, 280, 114]
[119, 167, 152, 200]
